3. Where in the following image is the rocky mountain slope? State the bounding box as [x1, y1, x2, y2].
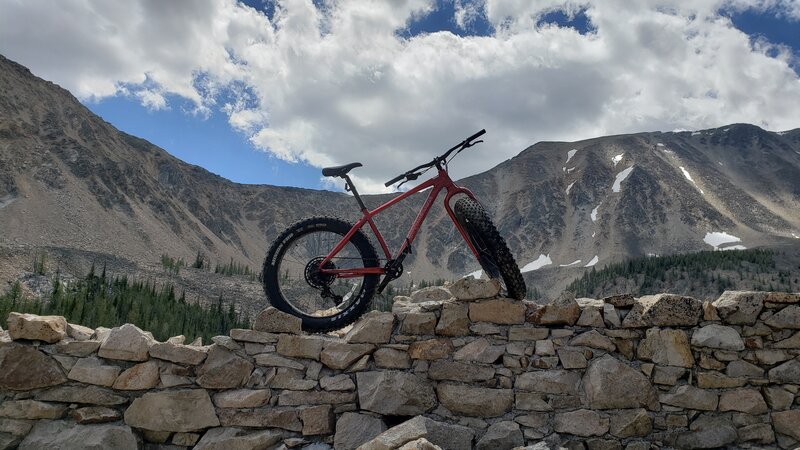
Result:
[1, 53, 799, 303]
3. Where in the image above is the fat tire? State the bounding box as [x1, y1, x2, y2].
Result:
[263, 217, 380, 332]
[454, 197, 527, 300]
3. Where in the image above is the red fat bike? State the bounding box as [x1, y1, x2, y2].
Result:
[262, 130, 526, 331]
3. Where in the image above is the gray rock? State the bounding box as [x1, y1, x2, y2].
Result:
[476, 421, 523, 450]
[97, 324, 154, 361]
[213, 389, 271, 408]
[622, 294, 702, 327]
[516, 370, 581, 395]
[36, 385, 127, 406]
[194, 427, 283, 450]
[772, 410, 800, 440]
[301, 405, 334, 436]
[469, 299, 526, 324]
[411, 286, 454, 302]
[149, 341, 208, 365]
[637, 328, 694, 368]
[737, 423, 775, 445]
[718, 388, 768, 414]
[764, 305, 800, 329]
[229, 328, 279, 344]
[514, 392, 552, 411]
[66, 323, 94, 341]
[56, 340, 100, 357]
[609, 408, 651, 438]
[762, 386, 794, 410]
[690, 324, 744, 350]
[768, 357, 800, 383]
[554, 409, 610, 437]
[321, 374, 356, 391]
[70, 407, 121, 424]
[712, 291, 766, 325]
[583, 355, 659, 410]
[435, 303, 470, 336]
[0, 343, 67, 390]
[6, 313, 67, 343]
[112, 360, 159, 390]
[449, 277, 501, 301]
[254, 352, 306, 370]
[508, 326, 549, 341]
[401, 312, 438, 334]
[320, 342, 374, 370]
[659, 385, 718, 411]
[216, 408, 301, 431]
[528, 292, 581, 325]
[67, 356, 120, 387]
[345, 312, 394, 344]
[196, 345, 254, 388]
[359, 415, 474, 450]
[727, 359, 764, 378]
[278, 390, 356, 406]
[436, 384, 513, 417]
[557, 348, 588, 369]
[357, 371, 436, 415]
[124, 389, 220, 432]
[373, 347, 411, 369]
[427, 360, 494, 382]
[19, 421, 137, 450]
[674, 416, 736, 449]
[569, 330, 616, 352]
[408, 339, 454, 360]
[334, 412, 387, 450]
[0, 400, 66, 420]
[453, 338, 505, 363]
[652, 366, 685, 385]
[253, 306, 302, 334]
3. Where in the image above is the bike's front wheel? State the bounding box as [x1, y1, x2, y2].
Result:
[263, 217, 380, 332]
[454, 197, 527, 300]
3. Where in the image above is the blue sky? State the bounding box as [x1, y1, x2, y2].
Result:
[3, 0, 799, 192]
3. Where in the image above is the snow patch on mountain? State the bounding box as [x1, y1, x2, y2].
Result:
[591, 204, 600, 222]
[704, 232, 741, 250]
[521, 254, 552, 272]
[565, 149, 577, 165]
[612, 154, 624, 166]
[721, 245, 747, 251]
[566, 181, 575, 194]
[559, 260, 582, 267]
[467, 269, 484, 279]
[585, 255, 599, 267]
[679, 166, 704, 194]
[612, 166, 634, 193]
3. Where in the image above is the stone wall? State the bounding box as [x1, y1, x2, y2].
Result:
[1, 279, 799, 450]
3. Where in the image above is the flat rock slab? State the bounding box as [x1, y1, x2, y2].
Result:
[712, 291, 766, 325]
[0, 343, 67, 390]
[149, 342, 208, 365]
[253, 307, 302, 334]
[97, 324, 154, 361]
[359, 415, 474, 450]
[622, 294, 702, 327]
[449, 277, 501, 301]
[7, 313, 67, 343]
[345, 312, 394, 344]
[194, 427, 283, 450]
[357, 371, 436, 416]
[334, 412, 387, 450]
[36, 386, 127, 406]
[196, 345, 254, 389]
[436, 384, 513, 417]
[124, 389, 220, 432]
[583, 355, 659, 410]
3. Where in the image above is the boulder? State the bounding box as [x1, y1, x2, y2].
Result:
[149, 342, 208, 365]
[637, 328, 694, 368]
[0, 400, 66, 419]
[398, 438, 442, 450]
[453, 338, 505, 363]
[124, 389, 219, 432]
[712, 291, 766, 325]
[427, 360, 494, 382]
[690, 324, 744, 350]
[610, 408, 651, 438]
[435, 303, 469, 336]
[603, 293, 635, 307]
[6, 313, 67, 343]
[772, 410, 800, 440]
[320, 374, 356, 391]
[357, 371, 436, 415]
[515, 392, 552, 411]
[66, 323, 94, 341]
[196, 345, 254, 389]
[476, 421, 524, 450]
[112, 361, 159, 390]
[737, 423, 775, 445]
[401, 312, 437, 334]
[97, 324, 154, 361]
[557, 348, 588, 369]
[515, 370, 581, 395]
[768, 357, 800, 383]
[622, 294, 702, 327]
[764, 305, 800, 329]
[727, 359, 764, 378]
[583, 355, 659, 410]
[229, 328, 279, 344]
[334, 412, 386, 450]
[358, 415, 474, 450]
[277, 334, 327, 360]
[528, 292, 581, 325]
[411, 286, 453, 302]
[469, 299, 525, 324]
[253, 306, 302, 334]
[660, 385, 718, 411]
[674, 416, 737, 449]
[762, 386, 794, 411]
[373, 347, 411, 369]
[345, 311, 394, 344]
[36, 385, 127, 406]
[67, 356, 120, 387]
[213, 389, 271, 408]
[436, 384, 513, 417]
[194, 427, 282, 450]
[603, 303, 622, 327]
[0, 343, 67, 390]
[301, 405, 334, 436]
[408, 339, 453, 360]
[554, 409, 610, 437]
[57, 340, 100, 357]
[577, 304, 605, 328]
[321, 342, 374, 370]
[718, 388, 768, 414]
[18, 421, 137, 450]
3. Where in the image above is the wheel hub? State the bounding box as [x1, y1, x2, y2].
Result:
[304, 257, 336, 290]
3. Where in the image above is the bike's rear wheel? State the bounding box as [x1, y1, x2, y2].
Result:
[263, 217, 380, 332]
[454, 197, 527, 300]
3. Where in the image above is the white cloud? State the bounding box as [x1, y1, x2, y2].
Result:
[1, 0, 799, 193]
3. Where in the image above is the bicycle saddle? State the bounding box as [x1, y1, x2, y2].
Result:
[322, 162, 362, 177]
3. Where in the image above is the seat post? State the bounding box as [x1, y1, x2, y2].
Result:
[343, 175, 368, 211]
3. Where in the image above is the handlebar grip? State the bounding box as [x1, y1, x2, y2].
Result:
[385, 173, 406, 187]
[466, 129, 486, 143]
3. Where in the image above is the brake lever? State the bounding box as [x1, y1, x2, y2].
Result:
[396, 172, 421, 190]
[463, 139, 484, 149]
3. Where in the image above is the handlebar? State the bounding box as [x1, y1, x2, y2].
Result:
[385, 129, 486, 187]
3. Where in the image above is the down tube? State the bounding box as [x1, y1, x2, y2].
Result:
[395, 184, 444, 258]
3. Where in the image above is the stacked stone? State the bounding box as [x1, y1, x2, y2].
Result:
[0, 284, 798, 450]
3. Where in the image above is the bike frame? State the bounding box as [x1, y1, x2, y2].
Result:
[319, 167, 481, 279]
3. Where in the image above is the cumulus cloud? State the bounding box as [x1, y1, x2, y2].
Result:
[1, 0, 799, 193]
